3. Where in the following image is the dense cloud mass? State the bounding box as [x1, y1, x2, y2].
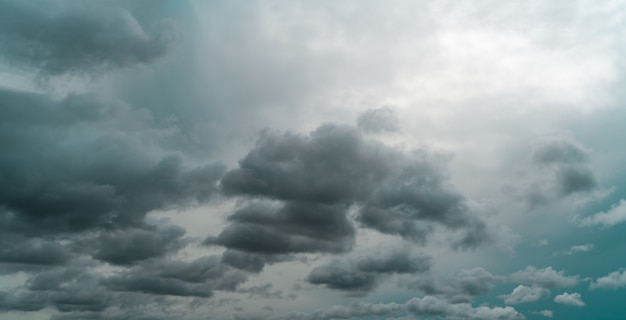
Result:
[306, 249, 432, 295]
[0, 0, 176, 76]
[0, 89, 225, 235]
[1, 0, 626, 319]
[103, 256, 247, 297]
[214, 123, 489, 261]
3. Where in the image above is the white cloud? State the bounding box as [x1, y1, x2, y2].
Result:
[554, 243, 594, 256]
[510, 266, 578, 289]
[407, 296, 524, 320]
[536, 310, 553, 318]
[498, 285, 550, 304]
[554, 292, 585, 306]
[590, 269, 626, 290]
[579, 199, 626, 227]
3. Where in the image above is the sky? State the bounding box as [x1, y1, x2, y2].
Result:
[1, 1, 626, 319]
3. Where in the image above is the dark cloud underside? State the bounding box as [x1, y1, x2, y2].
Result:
[213, 123, 489, 262]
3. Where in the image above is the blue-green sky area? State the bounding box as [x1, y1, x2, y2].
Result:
[2, 1, 626, 319]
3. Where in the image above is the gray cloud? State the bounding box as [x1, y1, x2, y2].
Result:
[103, 256, 247, 298]
[356, 107, 399, 133]
[278, 295, 523, 320]
[511, 133, 599, 207]
[237, 283, 285, 299]
[0, 234, 71, 265]
[221, 250, 270, 273]
[509, 266, 578, 289]
[498, 285, 550, 305]
[0, 90, 225, 235]
[91, 225, 186, 265]
[208, 201, 354, 255]
[307, 262, 380, 295]
[531, 135, 590, 165]
[0, 0, 177, 76]
[408, 267, 504, 303]
[0, 264, 110, 313]
[307, 249, 431, 295]
[214, 123, 490, 264]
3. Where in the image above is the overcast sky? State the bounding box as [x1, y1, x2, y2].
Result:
[2, 1, 626, 319]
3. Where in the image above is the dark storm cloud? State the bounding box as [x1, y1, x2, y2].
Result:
[356, 107, 399, 133]
[0, 89, 225, 235]
[91, 225, 186, 265]
[221, 250, 267, 273]
[0, 0, 177, 76]
[0, 256, 231, 318]
[220, 125, 392, 203]
[238, 283, 285, 299]
[307, 261, 380, 294]
[0, 83, 227, 318]
[214, 123, 490, 261]
[103, 256, 247, 298]
[0, 264, 110, 313]
[306, 249, 431, 295]
[0, 234, 71, 265]
[207, 201, 354, 255]
[221, 249, 291, 273]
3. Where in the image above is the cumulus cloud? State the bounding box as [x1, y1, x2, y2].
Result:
[509, 266, 578, 289]
[509, 133, 600, 207]
[212, 123, 490, 266]
[278, 296, 523, 320]
[0, 263, 109, 313]
[553, 292, 585, 307]
[91, 225, 186, 265]
[408, 267, 504, 303]
[0, 0, 177, 76]
[590, 269, 626, 290]
[498, 285, 550, 305]
[0, 235, 71, 266]
[306, 248, 431, 295]
[578, 199, 626, 228]
[103, 256, 247, 298]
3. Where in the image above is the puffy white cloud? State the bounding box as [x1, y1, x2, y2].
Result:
[579, 199, 626, 227]
[590, 269, 626, 290]
[498, 285, 550, 304]
[554, 292, 585, 307]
